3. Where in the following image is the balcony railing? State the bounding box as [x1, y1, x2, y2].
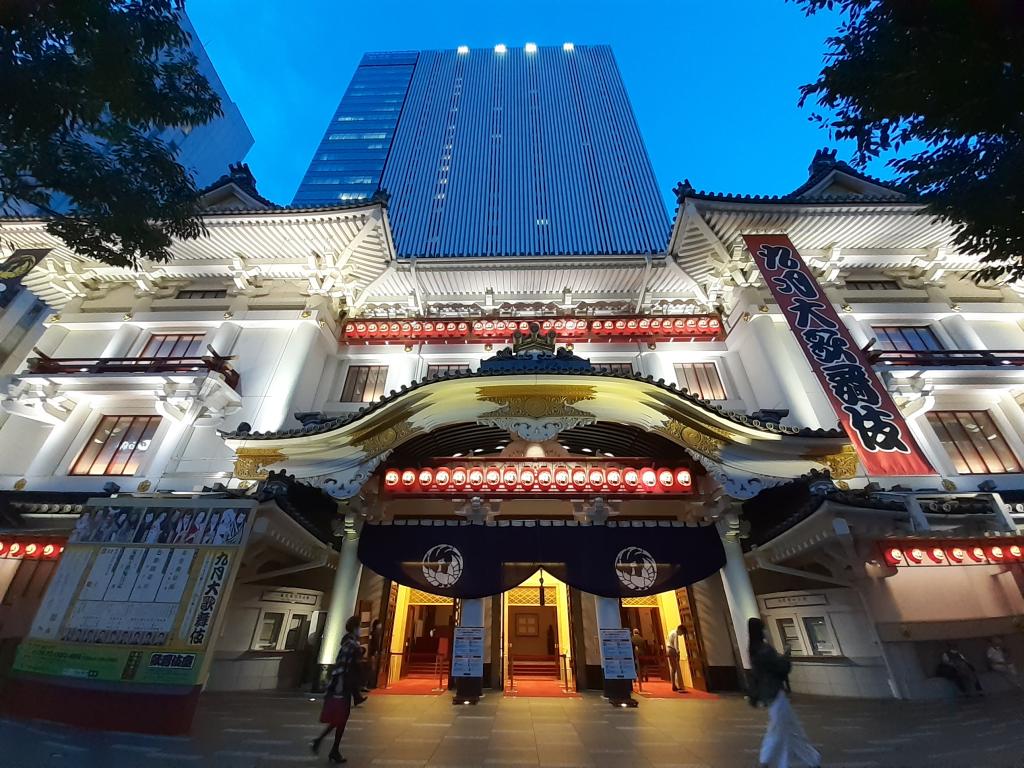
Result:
[25, 347, 240, 390]
[869, 349, 1024, 368]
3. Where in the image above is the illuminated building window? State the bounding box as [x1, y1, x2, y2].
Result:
[140, 334, 205, 358]
[673, 362, 726, 400]
[341, 365, 388, 403]
[872, 326, 942, 351]
[926, 410, 1022, 474]
[425, 364, 471, 379]
[71, 415, 161, 476]
[592, 362, 634, 375]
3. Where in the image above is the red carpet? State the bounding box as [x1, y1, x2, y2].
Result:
[373, 677, 448, 695]
[505, 679, 579, 698]
[635, 680, 719, 700]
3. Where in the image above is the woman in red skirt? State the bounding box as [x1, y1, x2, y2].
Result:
[312, 615, 365, 764]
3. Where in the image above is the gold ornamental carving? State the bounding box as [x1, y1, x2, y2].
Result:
[352, 419, 420, 458]
[662, 419, 724, 461]
[476, 384, 596, 419]
[819, 446, 858, 480]
[233, 448, 285, 480]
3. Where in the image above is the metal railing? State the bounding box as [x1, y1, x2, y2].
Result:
[25, 346, 240, 390]
[870, 349, 1024, 368]
[385, 650, 447, 690]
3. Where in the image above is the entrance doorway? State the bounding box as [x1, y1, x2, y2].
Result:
[379, 585, 452, 693]
[503, 569, 575, 696]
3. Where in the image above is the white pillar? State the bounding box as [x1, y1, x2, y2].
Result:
[26, 401, 92, 477]
[746, 315, 819, 428]
[939, 314, 985, 350]
[100, 323, 142, 358]
[640, 351, 675, 384]
[209, 321, 242, 356]
[718, 516, 759, 670]
[253, 321, 322, 432]
[319, 515, 363, 667]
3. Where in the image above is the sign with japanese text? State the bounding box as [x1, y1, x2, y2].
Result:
[743, 234, 934, 476]
[451, 626, 485, 678]
[0, 248, 48, 309]
[14, 498, 256, 687]
[599, 628, 637, 680]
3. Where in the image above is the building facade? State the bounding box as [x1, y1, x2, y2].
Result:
[293, 45, 669, 257]
[0, 45, 1023, 734]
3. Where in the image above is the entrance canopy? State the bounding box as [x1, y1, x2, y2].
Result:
[359, 519, 725, 599]
[223, 371, 854, 498]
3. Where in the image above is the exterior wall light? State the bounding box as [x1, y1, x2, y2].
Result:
[494, 44, 507, 54]
[563, 42, 574, 51]
[525, 42, 538, 53]
[457, 45, 469, 55]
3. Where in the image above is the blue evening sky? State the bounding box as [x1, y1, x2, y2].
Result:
[188, 0, 880, 211]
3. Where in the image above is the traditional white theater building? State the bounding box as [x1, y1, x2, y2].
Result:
[1, 155, 1024, 731]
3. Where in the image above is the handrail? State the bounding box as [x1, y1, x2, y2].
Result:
[870, 349, 1024, 367]
[25, 347, 240, 390]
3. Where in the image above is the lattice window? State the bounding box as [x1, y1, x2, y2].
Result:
[71, 415, 161, 476]
[426, 364, 471, 379]
[407, 589, 452, 605]
[621, 595, 658, 607]
[592, 362, 635, 375]
[506, 586, 557, 606]
[341, 365, 388, 402]
[845, 279, 900, 291]
[141, 334, 205, 359]
[926, 410, 1022, 474]
[872, 326, 943, 352]
[176, 289, 227, 300]
[674, 362, 727, 400]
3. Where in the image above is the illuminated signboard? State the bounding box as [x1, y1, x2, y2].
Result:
[342, 315, 722, 344]
[881, 539, 1023, 567]
[381, 460, 694, 498]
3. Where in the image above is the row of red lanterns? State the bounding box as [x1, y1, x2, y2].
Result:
[881, 541, 1023, 567]
[342, 315, 721, 342]
[0, 540, 64, 559]
[382, 463, 693, 496]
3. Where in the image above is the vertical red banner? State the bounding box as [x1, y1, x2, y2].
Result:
[743, 234, 934, 476]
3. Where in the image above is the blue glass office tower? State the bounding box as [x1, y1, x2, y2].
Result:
[293, 45, 668, 257]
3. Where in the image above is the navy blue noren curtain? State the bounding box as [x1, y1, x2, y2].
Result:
[357, 520, 725, 599]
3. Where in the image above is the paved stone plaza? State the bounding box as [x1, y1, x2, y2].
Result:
[3, 690, 1023, 768]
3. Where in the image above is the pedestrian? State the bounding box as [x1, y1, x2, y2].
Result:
[940, 644, 982, 696]
[312, 615, 366, 764]
[366, 618, 383, 690]
[748, 617, 820, 768]
[666, 624, 686, 692]
[986, 636, 1022, 689]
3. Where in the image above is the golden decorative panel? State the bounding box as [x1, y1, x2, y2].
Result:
[621, 595, 658, 607]
[661, 419, 725, 461]
[506, 586, 557, 606]
[352, 418, 420, 458]
[819, 445, 858, 480]
[476, 385, 596, 419]
[408, 589, 452, 605]
[233, 448, 285, 480]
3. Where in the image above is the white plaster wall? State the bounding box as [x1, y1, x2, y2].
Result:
[968, 320, 1024, 350]
[52, 330, 114, 358]
[863, 566, 1024, 624]
[0, 418, 51, 476]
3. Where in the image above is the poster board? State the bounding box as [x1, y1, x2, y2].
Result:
[14, 497, 256, 688]
[599, 628, 637, 680]
[450, 626, 484, 678]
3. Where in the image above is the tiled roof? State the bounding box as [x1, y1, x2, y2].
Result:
[222, 368, 845, 441]
[673, 148, 912, 206]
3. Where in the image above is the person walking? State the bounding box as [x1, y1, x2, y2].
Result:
[748, 617, 820, 768]
[366, 618, 383, 690]
[666, 624, 686, 692]
[312, 616, 366, 764]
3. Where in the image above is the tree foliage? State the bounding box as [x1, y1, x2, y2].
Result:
[0, 0, 222, 267]
[795, 0, 1024, 282]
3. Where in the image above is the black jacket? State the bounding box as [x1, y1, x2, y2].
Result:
[750, 643, 791, 705]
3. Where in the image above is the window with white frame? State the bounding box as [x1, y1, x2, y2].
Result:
[845, 279, 900, 291]
[70, 415, 161, 476]
[341, 365, 388, 402]
[251, 608, 312, 651]
[674, 362, 727, 400]
[926, 410, 1022, 474]
[871, 325, 943, 352]
[140, 333, 206, 359]
[774, 614, 841, 657]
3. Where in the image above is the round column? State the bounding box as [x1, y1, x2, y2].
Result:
[717, 515, 759, 671]
[594, 595, 636, 706]
[317, 514, 363, 684]
[746, 315, 819, 428]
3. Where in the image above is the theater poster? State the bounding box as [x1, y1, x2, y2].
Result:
[14, 497, 256, 687]
[743, 234, 934, 476]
